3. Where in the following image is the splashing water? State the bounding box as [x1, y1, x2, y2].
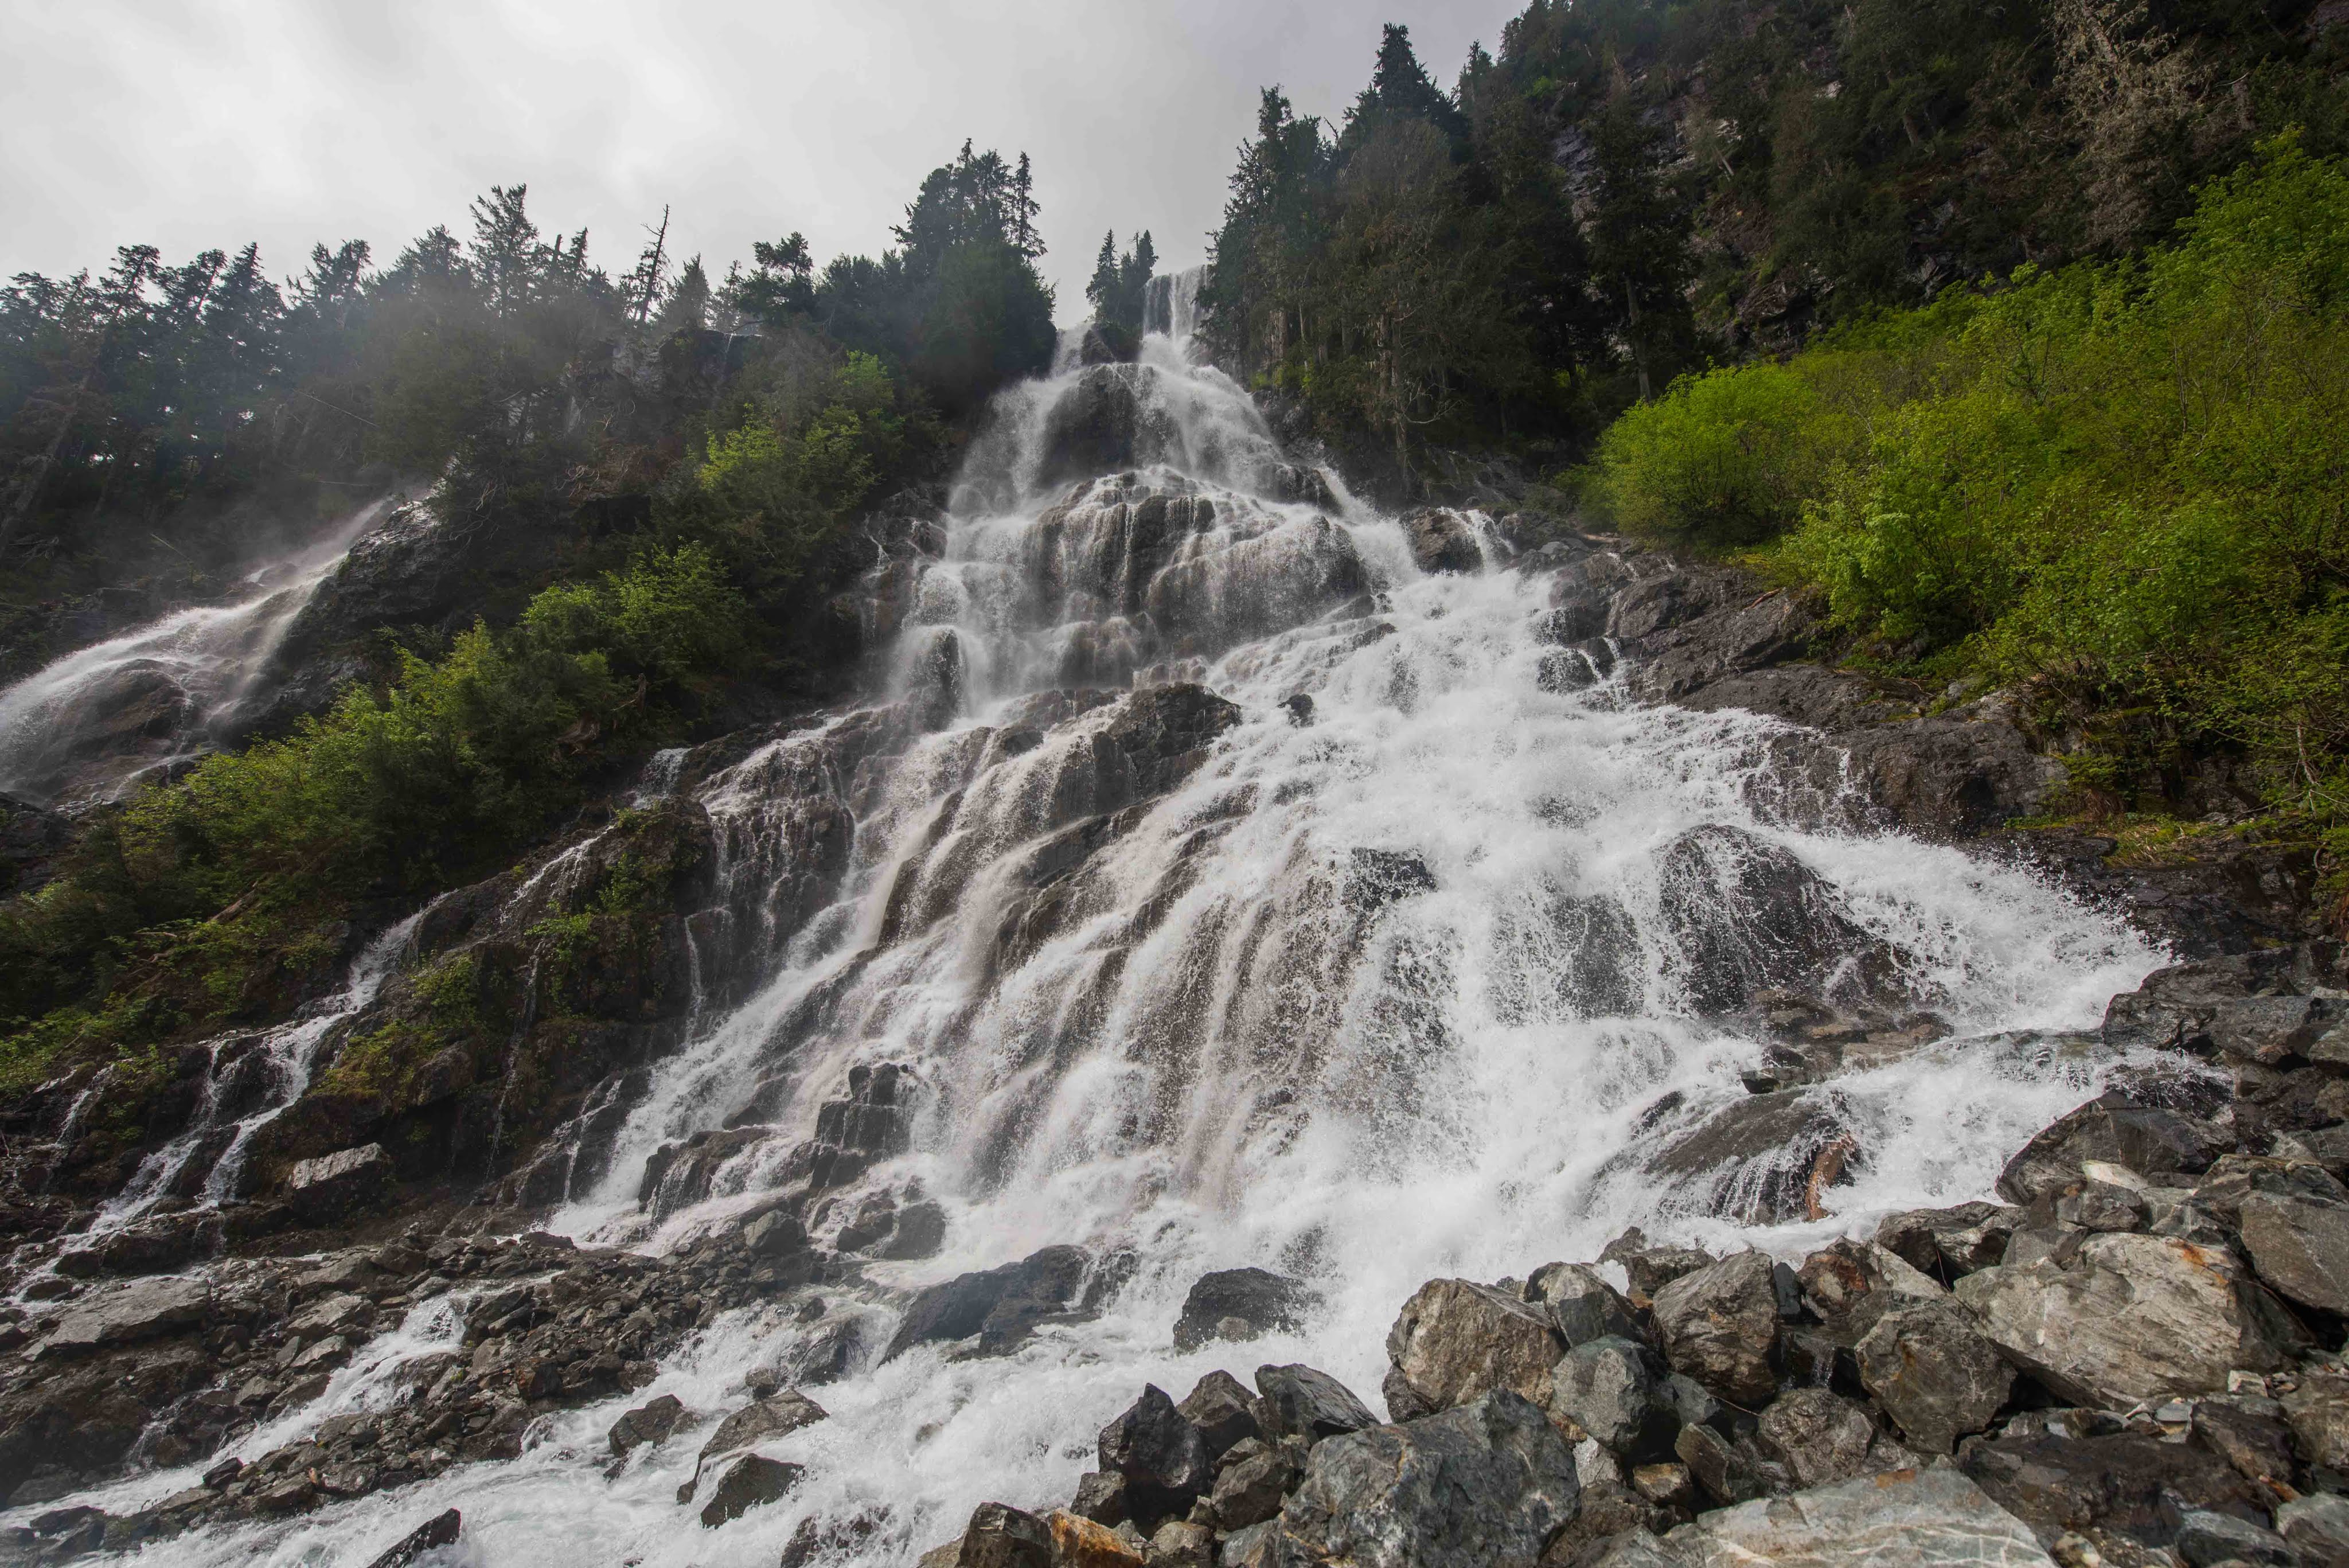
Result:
[0, 496, 404, 807]
[135, 313, 2163, 1567]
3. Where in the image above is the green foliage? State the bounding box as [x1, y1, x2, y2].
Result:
[1591, 138, 2349, 837]
[0, 548, 746, 1073]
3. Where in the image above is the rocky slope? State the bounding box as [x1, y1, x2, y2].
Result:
[0, 349, 2334, 1565]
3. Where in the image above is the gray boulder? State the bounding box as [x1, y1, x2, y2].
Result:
[1995, 1092, 2228, 1205]
[1208, 1438, 1300, 1531]
[2173, 1508, 2293, 1567]
[1548, 1336, 1679, 1462]
[956, 1501, 1052, 1568]
[1794, 1238, 1946, 1324]
[283, 1143, 395, 1223]
[1753, 1388, 1877, 1489]
[2194, 1154, 2349, 1314]
[697, 1453, 801, 1528]
[1655, 1468, 2051, 1566]
[1254, 1364, 1378, 1445]
[1874, 1203, 2023, 1279]
[363, 1509, 462, 1568]
[1384, 1278, 1563, 1415]
[2211, 994, 2349, 1065]
[881, 1245, 1091, 1362]
[1648, 1251, 1781, 1406]
[1097, 1384, 1210, 1524]
[1175, 1368, 1259, 1458]
[697, 1390, 826, 1468]
[1172, 1267, 1319, 1352]
[1852, 1296, 2014, 1454]
[1672, 1422, 1769, 1506]
[2278, 1492, 2349, 1568]
[40, 1274, 210, 1356]
[1955, 1232, 2297, 1406]
[1599, 1230, 1716, 1304]
[1525, 1262, 1642, 1347]
[1403, 510, 1482, 575]
[1271, 1388, 1578, 1568]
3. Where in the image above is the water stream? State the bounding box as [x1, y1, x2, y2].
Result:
[99, 297, 2163, 1566]
[0, 496, 401, 808]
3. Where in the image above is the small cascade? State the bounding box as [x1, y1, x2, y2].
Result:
[0, 496, 403, 807]
[85, 910, 423, 1234]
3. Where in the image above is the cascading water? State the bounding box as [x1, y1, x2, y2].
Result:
[0, 495, 403, 807]
[142, 314, 2164, 1567]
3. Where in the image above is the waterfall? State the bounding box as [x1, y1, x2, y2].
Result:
[148, 317, 2161, 1567]
[0, 495, 400, 807]
[1144, 265, 1207, 347]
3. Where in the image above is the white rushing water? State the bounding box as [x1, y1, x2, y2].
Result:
[0, 496, 400, 807]
[139, 291, 2163, 1567]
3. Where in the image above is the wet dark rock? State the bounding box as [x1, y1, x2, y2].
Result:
[1648, 1251, 1781, 1407]
[608, 1392, 686, 1457]
[1641, 1089, 1864, 1225]
[1874, 1203, 2023, 1280]
[38, 1273, 210, 1357]
[1631, 587, 1817, 703]
[882, 1245, 1092, 1362]
[1269, 1388, 1579, 1568]
[0, 791, 71, 895]
[1851, 1296, 2012, 1453]
[2101, 950, 2304, 1053]
[1958, 1427, 2272, 1562]
[2192, 1395, 2297, 1487]
[363, 1508, 462, 1568]
[699, 1453, 802, 1528]
[1171, 1267, 1318, 1352]
[1252, 1364, 1378, 1445]
[1097, 1384, 1210, 1528]
[1283, 693, 1314, 726]
[1549, 1336, 1679, 1462]
[1070, 1469, 1127, 1527]
[1403, 509, 1482, 575]
[1995, 1091, 2231, 1205]
[1176, 1369, 1261, 1458]
[1656, 825, 1910, 1016]
[695, 1390, 826, 1475]
[2213, 994, 2349, 1065]
[53, 1211, 216, 1278]
[1672, 1421, 1769, 1506]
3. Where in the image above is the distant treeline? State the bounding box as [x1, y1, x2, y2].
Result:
[1198, 3, 2349, 474]
[0, 141, 1056, 602]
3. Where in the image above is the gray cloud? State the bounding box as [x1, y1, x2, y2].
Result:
[1, 1, 1512, 319]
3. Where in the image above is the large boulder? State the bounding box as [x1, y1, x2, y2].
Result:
[282, 1142, 395, 1223]
[698, 1453, 801, 1528]
[38, 1274, 210, 1357]
[1959, 1427, 2274, 1562]
[1650, 1467, 2051, 1567]
[2192, 1154, 2349, 1314]
[1254, 1364, 1378, 1445]
[1955, 1232, 2299, 1406]
[1648, 1252, 1783, 1406]
[1403, 510, 1482, 575]
[1752, 1388, 1878, 1490]
[882, 1246, 1092, 1362]
[1269, 1388, 1579, 1568]
[1176, 1370, 1260, 1458]
[1874, 1203, 2024, 1280]
[1640, 1089, 1867, 1225]
[955, 1501, 1053, 1568]
[1097, 1384, 1209, 1527]
[1525, 1263, 1642, 1347]
[1653, 825, 1907, 1016]
[1383, 1278, 1563, 1418]
[1852, 1296, 2013, 1454]
[1995, 1091, 2229, 1205]
[1548, 1336, 1679, 1463]
[1172, 1268, 1318, 1352]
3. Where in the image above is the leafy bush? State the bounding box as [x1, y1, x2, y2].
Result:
[1585, 136, 2349, 844]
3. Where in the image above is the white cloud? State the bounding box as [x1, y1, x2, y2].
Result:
[0, 0, 1508, 318]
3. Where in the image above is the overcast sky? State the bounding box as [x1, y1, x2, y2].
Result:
[2, 1, 1515, 321]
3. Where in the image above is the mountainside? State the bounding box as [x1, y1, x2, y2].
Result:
[1, 11, 2349, 1568]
